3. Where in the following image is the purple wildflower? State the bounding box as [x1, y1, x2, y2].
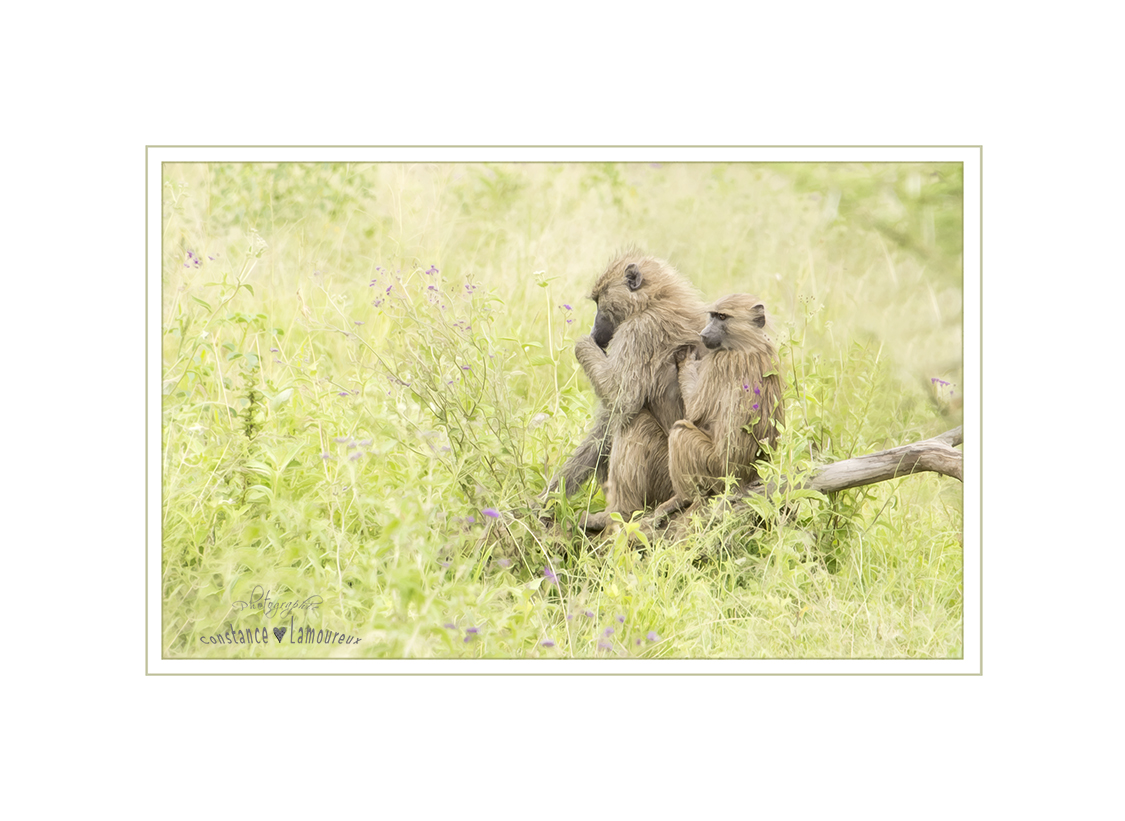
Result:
[584, 610, 594, 618]
[497, 557, 510, 567]
[617, 614, 625, 624]
[604, 627, 614, 637]
[349, 452, 362, 461]
[647, 631, 660, 642]
[444, 623, 457, 630]
[544, 566, 558, 584]
[482, 508, 500, 519]
[465, 516, 476, 524]
[540, 639, 555, 647]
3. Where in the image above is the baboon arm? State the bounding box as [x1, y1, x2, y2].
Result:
[677, 354, 702, 403]
[668, 420, 722, 499]
[574, 334, 648, 424]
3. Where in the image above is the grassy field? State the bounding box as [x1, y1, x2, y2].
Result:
[160, 161, 964, 659]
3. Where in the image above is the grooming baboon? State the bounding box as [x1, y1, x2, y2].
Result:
[653, 294, 784, 525]
[546, 251, 707, 530]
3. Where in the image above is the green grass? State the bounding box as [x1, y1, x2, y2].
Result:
[160, 161, 964, 659]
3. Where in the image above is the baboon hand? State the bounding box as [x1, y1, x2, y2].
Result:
[672, 343, 697, 366]
[653, 494, 690, 528]
[574, 334, 604, 358]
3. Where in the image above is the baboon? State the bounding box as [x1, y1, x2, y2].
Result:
[545, 251, 707, 530]
[653, 294, 784, 525]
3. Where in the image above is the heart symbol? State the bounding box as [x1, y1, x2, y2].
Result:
[273, 627, 287, 643]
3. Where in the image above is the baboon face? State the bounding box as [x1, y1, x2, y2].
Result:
[699, 295, 769, 351]
[587, 254, 697, 352]
[588, 259, 647, 350]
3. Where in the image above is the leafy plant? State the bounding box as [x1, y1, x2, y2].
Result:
[160, 162, 963, 660]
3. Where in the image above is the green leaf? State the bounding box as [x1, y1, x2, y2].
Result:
[245, 485, 273, 503]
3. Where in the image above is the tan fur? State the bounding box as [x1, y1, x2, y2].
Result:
[548, 250, 707, 530]
[655, 294, 784, 524]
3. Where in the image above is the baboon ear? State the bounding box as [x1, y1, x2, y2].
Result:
[751, 303, 767, 328]
[624, 263, 643, 291]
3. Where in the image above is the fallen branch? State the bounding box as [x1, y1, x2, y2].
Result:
[785, 425, 962, 494]
[647, 426, 962, 536]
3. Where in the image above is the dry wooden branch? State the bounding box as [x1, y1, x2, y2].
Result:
[646, 427, 963, 537]
[800, 425, 962, 493]
[737, 426, 962, 500]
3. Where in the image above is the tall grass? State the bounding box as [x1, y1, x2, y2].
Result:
[161, 161, 963, 658]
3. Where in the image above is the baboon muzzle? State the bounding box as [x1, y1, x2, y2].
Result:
[592, 311, 615, 351]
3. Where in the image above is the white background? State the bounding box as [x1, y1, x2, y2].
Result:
[7, 3, 1117, 817]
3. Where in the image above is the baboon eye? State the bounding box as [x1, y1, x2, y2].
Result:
[712, 313, 728, 321]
